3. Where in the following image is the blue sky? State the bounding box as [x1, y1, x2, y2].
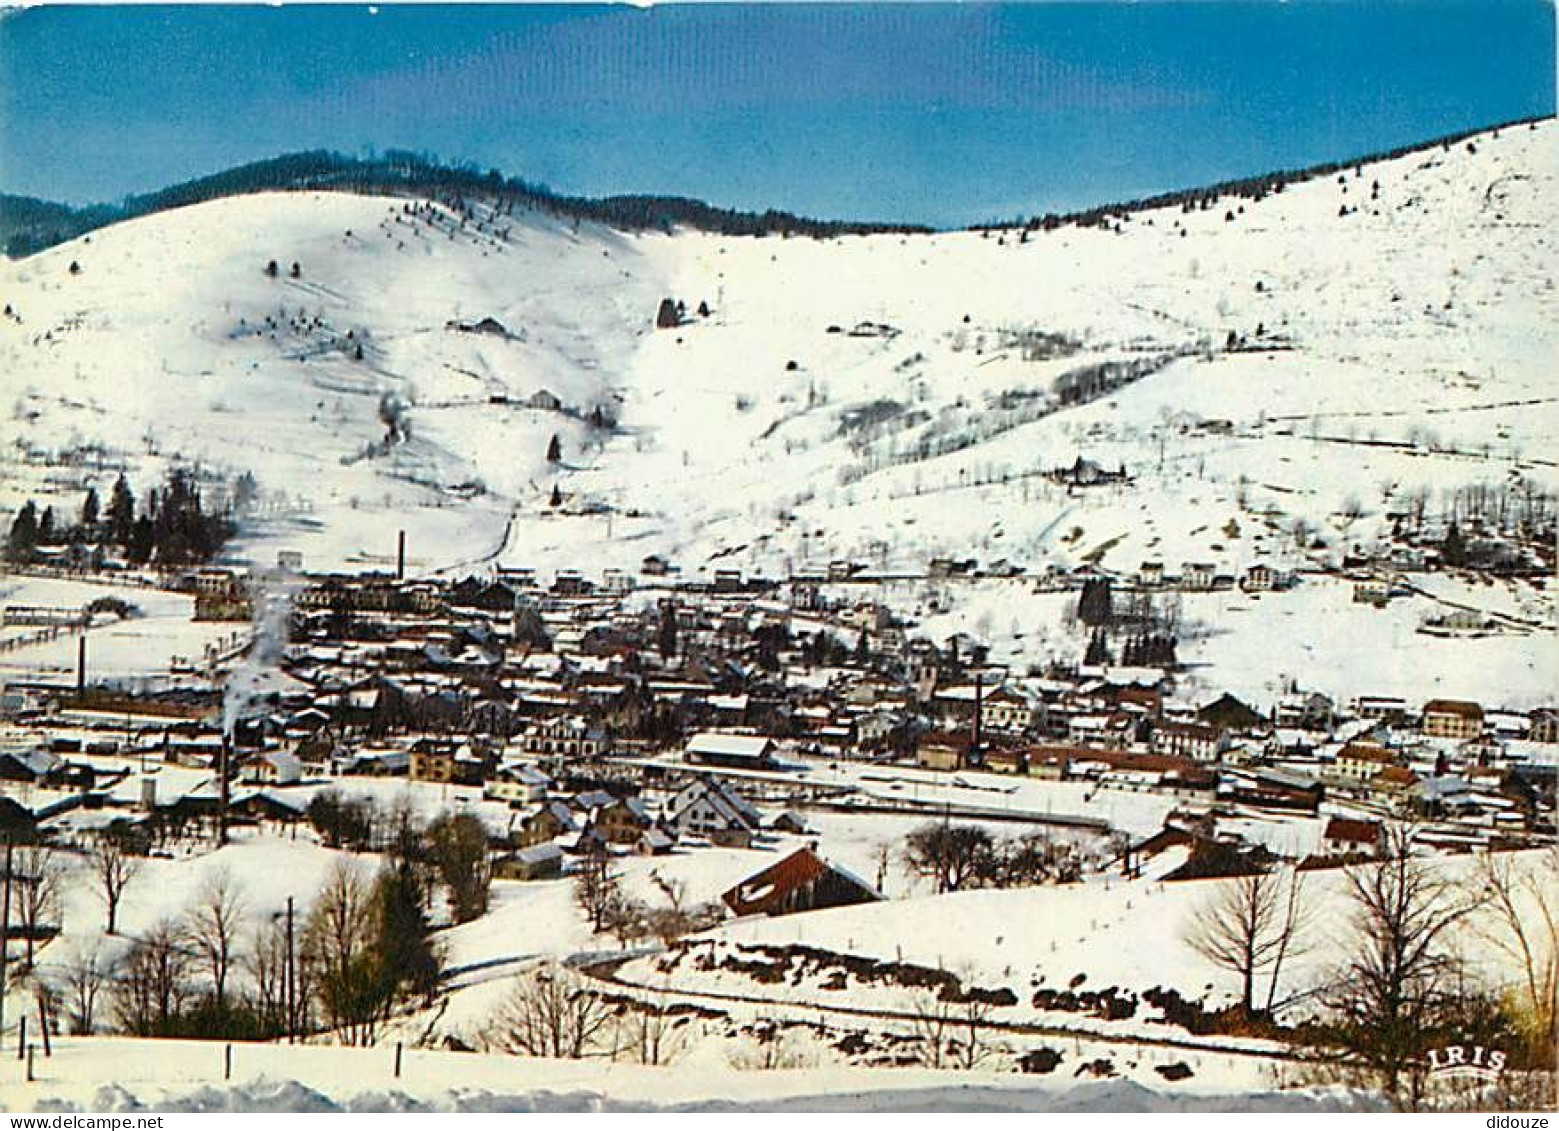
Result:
[1, 2, 1553, 227]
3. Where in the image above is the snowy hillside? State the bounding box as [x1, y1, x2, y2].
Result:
[2, 122, 1555, 702]
[1, 192, 664, 574]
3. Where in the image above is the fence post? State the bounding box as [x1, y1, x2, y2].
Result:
[394, 1042, 403, 1079]
[224, 1043, 232, 1081]
[16, 1015, 24, 1060]
[25, 1043, 33, 1083]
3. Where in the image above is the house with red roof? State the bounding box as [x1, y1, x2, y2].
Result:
[722, 846, 881, 918]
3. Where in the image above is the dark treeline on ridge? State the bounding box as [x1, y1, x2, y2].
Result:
[990, 114, 1552, 234]
[0, 149, 930, 257]
[1, 114, 1551, 257]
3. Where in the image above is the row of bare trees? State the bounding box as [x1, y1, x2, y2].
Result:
[573, 850, 723, 948]
[488, 961, 712, 1067]
[58, 868, 255, 1039]
[41, 853, 441, 1046]
[1182, 827, 1557, 1108]
[5, 794, 494, 1045]
[902, 822, 1089, 895]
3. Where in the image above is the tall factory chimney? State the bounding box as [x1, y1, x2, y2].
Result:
[217, 736, 231, 846]
[969, 672, 984, 770]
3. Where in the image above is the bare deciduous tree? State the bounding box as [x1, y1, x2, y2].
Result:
[903, 823, 992, 894]
[1325, 827, 1483, 1103]
[248, 916, 290, 1037]
[302, 861, 384, 1046]
[616, 984, 688, 1067]
[113, 917, 194, 1037]
[427, 811, 492, 924]
[574, 846, 623, 934]
[58, 942, 107, 1035]
[489, 962, 614, 1059]
[187, 868, 246, 1007]
[1184, 867, 1311, 1018]
[1474, 848, 1557, 1063]
[908, 986, 976, 1070]
[12, 844, 65, 969]
[1264, 868, 1312, 1014]
[249, 912, 312, 1041]
[90, 834, 142, 936]
[951, 993, 997, 1071]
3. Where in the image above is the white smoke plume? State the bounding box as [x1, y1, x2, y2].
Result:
[222, 563, 303, 739]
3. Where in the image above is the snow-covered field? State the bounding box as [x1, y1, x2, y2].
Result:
[606, 848, 1550, 1038]
[0, 574, 243, 688]
[895, 573, 1559, 710]
[0, 1037, 1381, 1113]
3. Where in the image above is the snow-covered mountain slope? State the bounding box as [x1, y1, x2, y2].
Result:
[609, 121, 1556, 582]
[2, 191, 664, 572]
[2, 122, 1554, 586]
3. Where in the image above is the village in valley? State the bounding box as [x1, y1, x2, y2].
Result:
[0, 108, 1555, 1111]
[0, 477, 1552, 1097]
[4, 532, 1554, 878]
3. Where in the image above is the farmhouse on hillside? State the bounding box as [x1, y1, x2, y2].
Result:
[722, 846, 882, 918]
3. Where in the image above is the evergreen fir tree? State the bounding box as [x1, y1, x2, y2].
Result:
[108, 474, 136, 548]
[657, 603, 678, 661]
[1084, 628, 1112, 666]
[1443, 521, 1467, 568]
[370, 864, 441, 1003]
[1077, 577, 1114, 627]
[231, 471, 259, 514]
[546, 434, 562, 463]
[80, 486, 100, 532]
[128, 515, 155, 565]
[5, 501, 39, 563]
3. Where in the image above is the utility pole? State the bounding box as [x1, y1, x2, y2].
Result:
[969, 671, 984, 769]
[0, 837, 11, 1040]
[284, 897, 295, 1043]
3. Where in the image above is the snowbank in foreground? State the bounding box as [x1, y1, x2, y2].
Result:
[0, 1037, 1381, 1114]
[26, 1080, 1381, 1114]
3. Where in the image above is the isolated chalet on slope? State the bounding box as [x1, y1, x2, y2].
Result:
[722, 846, 881, 918]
